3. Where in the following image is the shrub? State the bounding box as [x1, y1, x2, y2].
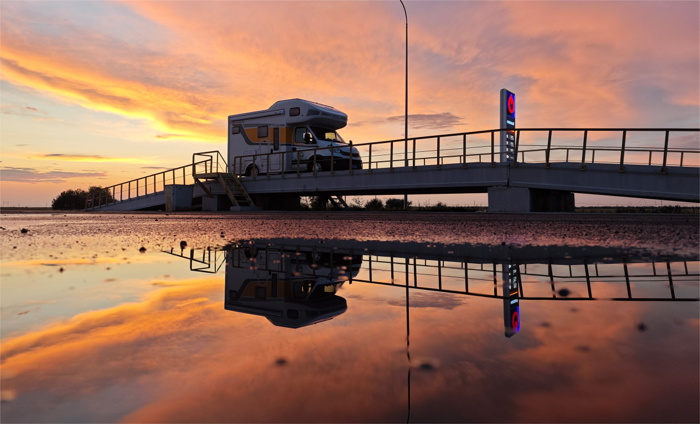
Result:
[365, 198, 384, 211]
[52, 186, 114, 210]
[385, 198, 411, 210]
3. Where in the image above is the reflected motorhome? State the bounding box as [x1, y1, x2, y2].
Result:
[228, 99, 362, 176]
[225, 244, 363, 328]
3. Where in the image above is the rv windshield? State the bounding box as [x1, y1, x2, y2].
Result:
[310, 126, 345, 143]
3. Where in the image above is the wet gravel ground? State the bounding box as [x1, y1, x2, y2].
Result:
[1, 212, 697, 260]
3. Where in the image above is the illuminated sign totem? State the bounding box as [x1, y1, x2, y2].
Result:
[500, 89, 516, 162]
[503, 263, 521, 337]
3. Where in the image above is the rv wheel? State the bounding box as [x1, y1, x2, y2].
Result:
[247, 165, 260, 178]
[307, 159, 324, 173]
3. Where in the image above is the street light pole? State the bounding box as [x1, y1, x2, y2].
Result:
[400, 0, 408, 210]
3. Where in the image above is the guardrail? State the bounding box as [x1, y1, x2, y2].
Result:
[192, 151, 229, 175]
[86, 159, 211, 210]
[232, 128, 699, 180]
[172, 244, 699, 302]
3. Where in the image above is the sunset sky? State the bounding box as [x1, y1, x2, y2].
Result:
[1, 1, 698, 206]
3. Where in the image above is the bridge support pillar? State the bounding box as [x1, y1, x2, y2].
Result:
[488, 186, 575, 212]
[253, 194, 301, 211]
[165, 185, 193, 212]
[202, 194, 232, 211]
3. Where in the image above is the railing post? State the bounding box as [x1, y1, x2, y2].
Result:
[390, 141, 394, 172]
[267, 153, 270, 180]
[162, 173, 165, 191]
[120, 184, 123, 202]
[491, 131, 495, 167]
[349, 140, 353, 175]
[580, 130, 588, 170]
[368, 144, 372, 174]
[330, 146, 334, 176]
[297, 151, 301, 178]
[462, 134, 466, 169]
[128, 181, 131, 200]
[136, 179, 139, 198]
[182, 167, 185, 184]
[648, 151, 652, 166]
[666, 259, 675, 299]
[661, 130, 669, 174]
[436, 137, 441, 169]
[313, 151, 317, 177]
[413, 138, 416, 170]
[112, 186, 116, 204]
[513, 130, 520, 168]
[680, 151, 684, 167]
[281, 151, 285, 178]
[253, 155, 257, 180]
[619, 130, 627, 173]
[545, 130, 552, 168]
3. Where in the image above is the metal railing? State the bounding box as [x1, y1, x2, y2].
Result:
[232, 128, 699, 180]
[193, 151, 229, 175]
[169, 244, 699, 302]
[86, 159, 211, 210]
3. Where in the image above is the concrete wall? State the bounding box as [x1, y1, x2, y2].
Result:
[165, 185, 194, 211]
[488, 187, 575, 212]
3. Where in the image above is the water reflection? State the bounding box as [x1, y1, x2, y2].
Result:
[164, 239, 698, 337]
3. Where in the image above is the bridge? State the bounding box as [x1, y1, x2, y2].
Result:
[163, 238, 699, 303]
[86, 127, 699, 212]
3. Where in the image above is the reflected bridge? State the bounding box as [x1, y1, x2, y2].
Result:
[163, 238, 699, 334]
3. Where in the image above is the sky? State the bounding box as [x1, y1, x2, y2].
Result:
[0, 1, 698, 207]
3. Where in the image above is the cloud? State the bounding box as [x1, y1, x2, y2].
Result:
[0, 0, 696, 154]
[388, 113, 464, 130]
[1, 103, 47, 117]
[354, 112, 464, 130]
[0, 166, 105, 184]
[386, 291, 466, 310]
[155, 133, 184, 139]
[32, 154, 150, 164]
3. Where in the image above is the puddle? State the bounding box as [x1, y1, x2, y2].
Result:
[1, 213, 698, 422]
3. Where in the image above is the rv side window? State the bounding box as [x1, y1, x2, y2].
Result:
[231, 124, 240, 135]
[289, 107, 300, 116]
[295, 127, 314, 144]
[257, 126, 268, 138]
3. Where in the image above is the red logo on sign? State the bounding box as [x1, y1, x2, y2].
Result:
[507, 94, 515, 114]
[512, 311, 519, 329]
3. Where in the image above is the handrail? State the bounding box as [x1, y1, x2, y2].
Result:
[193, 150, 229, 174]
[231, 127, 699, 179]
[85, 159, 211, 210]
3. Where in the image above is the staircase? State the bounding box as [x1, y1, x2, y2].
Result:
[193, 151, 256, 209]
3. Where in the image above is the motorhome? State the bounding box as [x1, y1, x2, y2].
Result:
[228, 99, 362, 176]
[225, 243, 362, 328]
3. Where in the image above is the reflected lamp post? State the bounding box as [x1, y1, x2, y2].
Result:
[400, 0, 409, 210]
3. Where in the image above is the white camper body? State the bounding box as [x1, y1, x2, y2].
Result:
[225, 245, 362, 328]
[228, 99, 362, 176]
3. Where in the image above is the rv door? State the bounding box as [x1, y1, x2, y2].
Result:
[269, 128, 281, 173]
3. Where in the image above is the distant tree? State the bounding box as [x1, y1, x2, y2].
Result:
[365, 198, 384, 211]
[52, 186, 114, 210]
[310, 195, 329, 211]
[385, 198, 411, 210]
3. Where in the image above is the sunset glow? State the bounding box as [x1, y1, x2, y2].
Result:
[1, 1, 698, 205]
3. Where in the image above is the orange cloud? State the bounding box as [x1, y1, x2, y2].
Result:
[1, 276, 697, 423]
